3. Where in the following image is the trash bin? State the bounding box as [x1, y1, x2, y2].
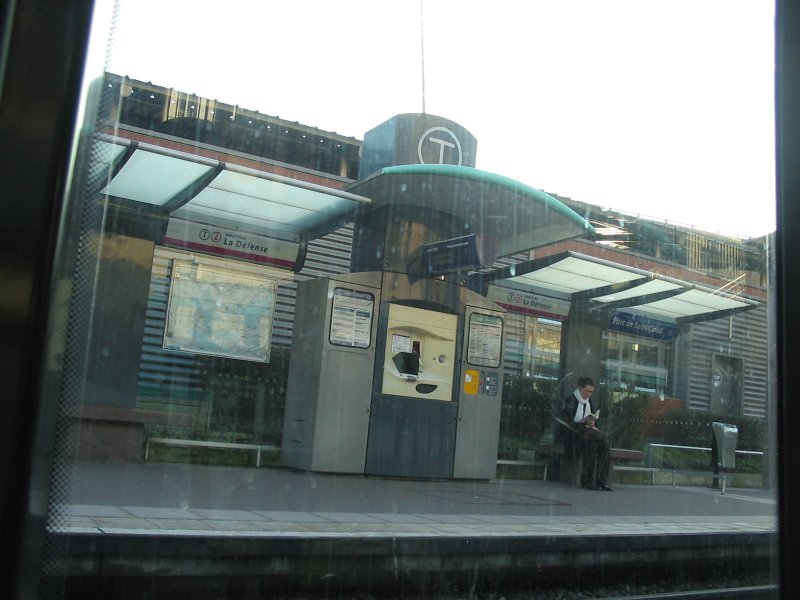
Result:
[712, 421, 738, 469]
[711, 421, 738, 489]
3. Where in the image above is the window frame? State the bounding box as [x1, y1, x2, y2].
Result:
[0, 0, 797, 598]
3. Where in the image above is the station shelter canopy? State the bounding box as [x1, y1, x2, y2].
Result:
[95, 135, 372, 244]
[345, 164, 596, 260]
[94, 135, 752, 325]
[473, 251, 757, 325]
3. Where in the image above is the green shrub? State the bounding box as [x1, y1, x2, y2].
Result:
[650, 446, 763, 474]
[498, 376, 556, 458]
[648, 408, 766, 452]
[606, 395, 650, 450]
[642, 408, 766, 474]
[154, 346, 292, 445]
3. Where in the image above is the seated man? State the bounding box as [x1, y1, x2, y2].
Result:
[560, 376, 612, 491]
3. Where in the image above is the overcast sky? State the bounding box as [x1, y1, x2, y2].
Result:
[92, 0, 776, 238]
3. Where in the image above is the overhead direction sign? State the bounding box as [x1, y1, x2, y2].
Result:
[422, 233, 497, 276]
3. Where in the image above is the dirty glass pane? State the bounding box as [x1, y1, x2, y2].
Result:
[34, 1, 778, 598]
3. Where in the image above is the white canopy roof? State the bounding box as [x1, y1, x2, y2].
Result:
[475, 251, 756, 324]
[95, 136, 755, 325]
[95, 135, 371, 242]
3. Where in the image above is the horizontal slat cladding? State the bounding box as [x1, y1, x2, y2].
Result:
[272, 288, 298, 346]
[502, 313, 526, 375]
[137, 225, 354, 394]
[137, 252, 203, 393]
[685, 304, 768, 418]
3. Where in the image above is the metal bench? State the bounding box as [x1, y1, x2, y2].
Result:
[144, 437, 276, 467]
[644, 443, 765, 494]
[534, 443, 643, 483]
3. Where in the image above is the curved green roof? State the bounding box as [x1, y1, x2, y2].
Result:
[381, 163, 593, 234]
[346, 163, 595, 259]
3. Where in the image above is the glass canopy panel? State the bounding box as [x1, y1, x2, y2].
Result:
[553, 257, 644, 283]
[183, 170, 362, 234]
[508, 257, 646, 294]
[103, 150, 217, 206]
[100, 143, 371, 238]
[505, 273, 582, 295]
[208, 170, 361, 216]
[636, 289, 751, 319]
[188, 186, 324, 230]
[592, 279, 683, 303]
[494, 254, 756, 322]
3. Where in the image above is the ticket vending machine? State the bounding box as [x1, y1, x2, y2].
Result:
[366, 302, 460, 478]
[381, 304, 457, 402]
[281, 272, 382, 474]
[281, 271, 505, 479]
[452, 307, 505, 479]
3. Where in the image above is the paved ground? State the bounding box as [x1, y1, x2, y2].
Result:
[51, 461, 778, 538]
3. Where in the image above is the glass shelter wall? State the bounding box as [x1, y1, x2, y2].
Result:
[0, 1, 786, 599]
[501, 313, 562, 381]
[601, 331, 672, 401]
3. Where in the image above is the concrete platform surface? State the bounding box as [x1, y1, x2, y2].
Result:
[51, 461, 777, 538]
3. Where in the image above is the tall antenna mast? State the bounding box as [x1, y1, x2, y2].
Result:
[420, 0, 427, 114]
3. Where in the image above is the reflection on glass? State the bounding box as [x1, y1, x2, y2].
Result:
[31, 1, 778, 597]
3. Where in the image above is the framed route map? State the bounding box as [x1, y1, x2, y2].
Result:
[163, 259, 279, 362]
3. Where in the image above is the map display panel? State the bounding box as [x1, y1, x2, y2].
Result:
[164, 259, 277, 362]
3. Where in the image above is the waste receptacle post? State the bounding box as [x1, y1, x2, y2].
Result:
[710, 424, 719, 488]
[711, 421, 739, 490]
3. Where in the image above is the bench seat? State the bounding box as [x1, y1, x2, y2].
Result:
[535, 443, 643, 484]
[144, 437, 278, 467]
[536, 443, 642, 462]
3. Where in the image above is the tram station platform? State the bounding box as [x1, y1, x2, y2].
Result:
[56, 460, 776, 537]
[50, 461, 778, 597]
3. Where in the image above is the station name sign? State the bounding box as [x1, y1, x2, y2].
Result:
[608, 310, 678, 342]
[162, 217, 303, 270]
[422, 234, 497, 276]
[486, 285, 570, 320]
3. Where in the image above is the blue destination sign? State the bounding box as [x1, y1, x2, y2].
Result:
[422, 234, 481, 276]
[608, 311, 679, 342]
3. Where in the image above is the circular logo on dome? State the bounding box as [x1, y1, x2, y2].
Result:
[417, 126, 463, 165]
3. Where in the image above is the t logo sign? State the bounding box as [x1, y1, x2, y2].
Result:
[418, 126, 463, 165]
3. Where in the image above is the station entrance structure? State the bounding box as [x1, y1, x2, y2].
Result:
[82, 103, 757, 478]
